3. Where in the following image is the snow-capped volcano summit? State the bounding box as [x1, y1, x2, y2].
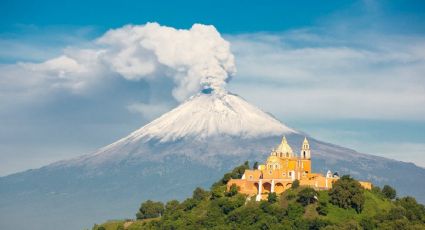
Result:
[75, 89, 296, 166]
[117, 90, 295, 143]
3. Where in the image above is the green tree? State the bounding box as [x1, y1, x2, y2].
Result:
[136, 200, 164, 219]
[329, 175, 365, 213]
[316, 201, 328, 216]
[219, 162, 250, 185]
[226, 184, 239, 197]
[297, 187, 317, 206]
[286, 203, 305, 220]
[388, 206, 408, 220]
[292, 179, 300, 189]
[360, 217, 376, 230]
[244, 161, 249, 168]
[165, 200, 180, 212]
[211, 185, 225, 200]
[395, 196, 425, 222]
[181, 198, 198, 211]
[382, 185, 396, 200]
[192, 187, 209, 201]
[253, 161, 259, 170]
[267, 192, 277, 203]
[217, 195, 245, 214]
[308, 218, 331, 230]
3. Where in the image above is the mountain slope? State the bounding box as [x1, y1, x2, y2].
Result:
[0, 90, 424, 230]
[56, 91, 295, 167]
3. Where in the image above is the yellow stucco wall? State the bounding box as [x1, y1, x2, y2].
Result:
[226, 137, 372, 200]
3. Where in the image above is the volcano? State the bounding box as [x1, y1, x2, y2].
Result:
[1, 90, 424, 230]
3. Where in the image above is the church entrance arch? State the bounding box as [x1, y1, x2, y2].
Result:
[274, 183, 284, 193]
[254, 183, 259, 193]
[262, 182, 271, 193]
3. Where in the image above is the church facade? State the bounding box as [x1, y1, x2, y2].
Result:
[227, 136, 372, 201]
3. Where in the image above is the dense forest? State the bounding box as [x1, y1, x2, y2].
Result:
[94, 162, 425, 230]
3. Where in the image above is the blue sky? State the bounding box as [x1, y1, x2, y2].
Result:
[0, 0, 424, 175]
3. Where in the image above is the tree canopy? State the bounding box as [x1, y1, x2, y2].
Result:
[94, 164, 425, 230]
[136, 200, 164, 220]
[382, 184, 397, 200]
[329, 175, 365, 213]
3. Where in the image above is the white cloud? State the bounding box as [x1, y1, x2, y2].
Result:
[97, 23, 236, 100]
[227, 31, 425, 121]
[0, 22, 236, 103]
[127, 102, 172, 120]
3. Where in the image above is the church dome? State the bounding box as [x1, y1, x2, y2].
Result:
[275, 136, 294, 156]
[267, 155, 280, 162]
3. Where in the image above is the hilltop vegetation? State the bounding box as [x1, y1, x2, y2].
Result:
[94, 162, 425, 230]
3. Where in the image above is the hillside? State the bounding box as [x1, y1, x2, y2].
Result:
[94, 162, 425, 230]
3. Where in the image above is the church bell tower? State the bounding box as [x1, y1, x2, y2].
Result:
[301, 137, 311, 159]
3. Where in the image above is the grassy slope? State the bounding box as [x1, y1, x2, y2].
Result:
[318, 190, 394, 224]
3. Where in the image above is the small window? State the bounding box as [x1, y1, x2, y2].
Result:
[269, 170, 272, 175]
[289, 172, 292, 176]
[249, 175, 253, 179]
[282, 172, 286, 176]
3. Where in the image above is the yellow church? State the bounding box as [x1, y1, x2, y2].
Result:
[227, 136, 372, 201]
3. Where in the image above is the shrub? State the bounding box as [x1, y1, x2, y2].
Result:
[360, 217, 376, 230]
[395, 196, 425, 222]
[267, 192, 278, 203]
[316, 201, 328, 216]
[218, 162, 250, 185]
[192, 187, 209, 201]
[292, 179, 300, 189]
[382, 185, 397, 200]
[181, 198, 198, 211]
[165, 200, 180, 212]
[285, 190, 297, 200]
[211, 185, 226, 200]
[308, 218, 331, 230]
[136, 200, 164, 219]
[297, 187, 317, 206]
[286, 203, 305, 220]
[226, 184, 239, 197]
[217, 195, 245, 214]
[329, 175, 365, 213]
[253, 161, 259, 170]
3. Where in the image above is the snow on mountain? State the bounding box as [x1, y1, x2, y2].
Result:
[114, 90, 295, 143]
[58, 90, 296, 167]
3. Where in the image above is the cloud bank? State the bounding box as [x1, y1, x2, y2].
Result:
[0, 23, 236, 102]
[227, 30, 425, 121]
